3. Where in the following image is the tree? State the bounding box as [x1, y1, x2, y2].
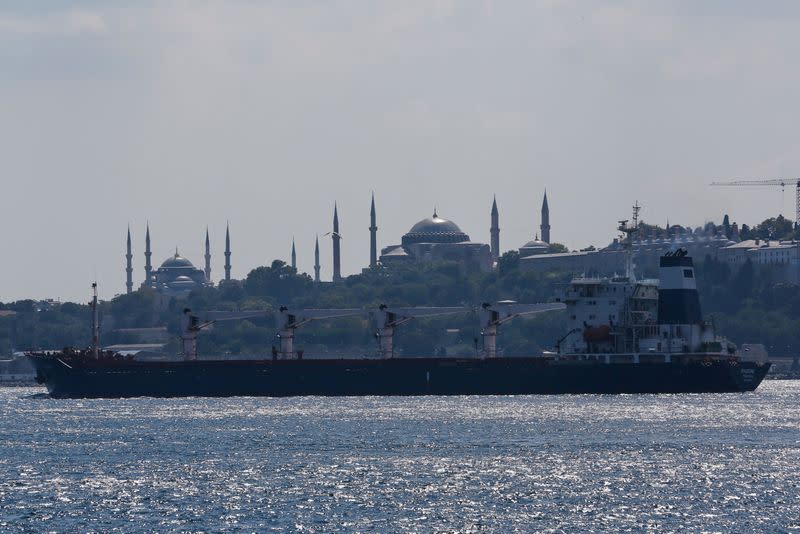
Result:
[722, 214, 731, 238]
[731, 258, 755, 300]
[749, 215, 794, 240]
[740, 224, 751, 240]
[497, 251, 520, 276]
[244, 260, 313, 304]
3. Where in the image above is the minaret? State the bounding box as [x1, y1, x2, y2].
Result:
[125, 226, 133, 294]
[314, 234, 321, 283]
[490, 196, 500, 261]
[540, 190, 551, 244]
[224, 222, 231, 282]
[204, 227, 211, 283]
[291, 238, 297, 270]
[143, 222, 152, 287]
[332, 203, 342, 282]
[369, 193, 378, 268]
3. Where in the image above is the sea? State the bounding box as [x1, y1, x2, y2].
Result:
[1, 382, 799, 533]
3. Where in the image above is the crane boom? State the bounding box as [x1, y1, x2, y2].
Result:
[710, 178, 800, 225]
[711, 178, 800, 186]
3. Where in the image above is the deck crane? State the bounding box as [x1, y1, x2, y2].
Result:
[182, 302, 566, 361]
[710, 179, 800, 226]
[374, 302, 567, 359]
[374, 305, 468, 359]
[276, 306, 363, 358]
[479, 301, 566, 359]
[182, 307, 363, 360]
[182, 309, 272, 360]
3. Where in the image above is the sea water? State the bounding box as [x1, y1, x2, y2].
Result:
[0, 382, 798, 532]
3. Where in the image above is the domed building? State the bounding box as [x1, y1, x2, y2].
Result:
[519, 235, 549, 257]
[380, 211, 492, 271]
[126, 224, 232, 300]
[149, 249, 211, 298]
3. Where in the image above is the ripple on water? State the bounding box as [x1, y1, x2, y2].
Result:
[0, 382, 799, 531]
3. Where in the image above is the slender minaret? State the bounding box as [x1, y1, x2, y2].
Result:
[369, 193, 378, 268]
[490, 196, 500, 261]
[291, 238, 297, 270]
[125, 226, 133, 294]
[143, 222, 152, 287]
[224, 222, 231, 282]
[332, 203, 342, 282]
[314, 234, 321, 283]
[204, 227, 212, 283]
[540, 190, 551, 244]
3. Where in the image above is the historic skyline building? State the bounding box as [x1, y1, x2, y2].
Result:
[379, 208, 493, 272]
[540, 191, 551, 244]
[149, 248, 210, 298]
[125, 227, 133, 294]
[143, 223, 152, 288]
[126, 224, 231, 299]
[518, 191, 553, 257]
[123, 189, 552, 291]
[490, 196, 500, 262]
[224, 223, 232, 283]
[332, 203, 342, 282]
[204, 228, 211, 283]
[314, 234, 321, 283]
[369, 193, 378, 268]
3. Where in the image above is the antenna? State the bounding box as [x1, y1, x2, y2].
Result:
[617, 201, 643, 280]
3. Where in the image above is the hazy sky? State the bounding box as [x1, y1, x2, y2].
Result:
[2, 1, 800, 302]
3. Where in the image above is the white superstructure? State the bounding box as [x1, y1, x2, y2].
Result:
[556, 214, 735, 361]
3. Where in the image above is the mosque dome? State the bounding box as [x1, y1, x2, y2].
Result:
[402, 212, 470, 246]
[160, 250, 195, 269]
[522, 238, 548, 250]
[519, 235, 550, 257]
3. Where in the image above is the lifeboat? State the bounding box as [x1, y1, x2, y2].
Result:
[583, 325, 612, 342]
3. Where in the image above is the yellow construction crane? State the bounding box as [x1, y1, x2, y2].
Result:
[710, 179, 800, 225]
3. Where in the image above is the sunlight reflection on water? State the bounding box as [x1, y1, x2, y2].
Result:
[1, 382, 798, 531]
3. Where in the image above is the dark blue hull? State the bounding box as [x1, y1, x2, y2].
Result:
[29, 355, 771, 398]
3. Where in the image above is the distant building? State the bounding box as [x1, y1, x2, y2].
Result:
[380, 211, 493, 271]
[521, 232, 735, 278]
[147, 249, 211, 298]
[518, 192, 553, 257]
[128, 224, 227, 301]
[718, 239, 800, 283]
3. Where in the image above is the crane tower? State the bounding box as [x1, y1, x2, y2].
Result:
[710, 179, 800, 226]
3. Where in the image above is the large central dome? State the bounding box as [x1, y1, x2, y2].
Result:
[402, 212, 470, 246]
[160, 250, 196, 269]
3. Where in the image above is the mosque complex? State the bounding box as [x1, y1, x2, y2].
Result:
[123, 193, 554, 298]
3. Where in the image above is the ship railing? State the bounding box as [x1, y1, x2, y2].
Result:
[558, 352, 737, 365]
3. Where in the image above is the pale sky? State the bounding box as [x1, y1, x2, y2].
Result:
[2, 1, 800, 302]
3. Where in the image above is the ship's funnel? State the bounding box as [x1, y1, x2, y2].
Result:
[657, 249, 702, 324]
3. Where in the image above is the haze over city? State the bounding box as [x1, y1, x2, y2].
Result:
[2, 1, 800, 302]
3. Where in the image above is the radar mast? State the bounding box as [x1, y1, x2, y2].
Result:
[617, 201, 641, 280]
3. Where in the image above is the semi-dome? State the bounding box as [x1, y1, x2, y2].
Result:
[401, 212, 470, 246]
[160, 250, 195, 269]
[168, 275, 198, 288]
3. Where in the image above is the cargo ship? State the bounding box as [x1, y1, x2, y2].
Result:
[28, 223, 770, 398]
